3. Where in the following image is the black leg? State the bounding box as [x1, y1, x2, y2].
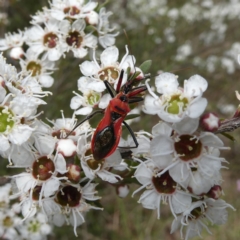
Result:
[128, 96, 144, 104]
[117, 120, 139, 149]
[66, 110, 104, 138]
[104, 80, 116, 98]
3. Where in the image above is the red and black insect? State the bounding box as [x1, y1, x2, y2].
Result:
[69, 69, 147, 161]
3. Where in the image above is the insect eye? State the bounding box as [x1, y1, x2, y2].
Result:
[120, 95, 128, 102]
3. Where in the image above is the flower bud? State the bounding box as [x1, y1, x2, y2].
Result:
[57, 139, 77, 157]
[206, 185, 222, 199]
[9, 47, 24, 59]
[86, 11, 99, 25]
[116, 185, 129, 198]
[200, 112, 220, 132]
[66, 164, 81, 184]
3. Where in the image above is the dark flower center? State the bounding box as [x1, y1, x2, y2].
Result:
[98, 67, 119, 82]
[32, 156, 55, 181]
[152, 170, 177, 194]
[64, 6, 80, 16]
[174, 134, 202, 161]
[43, 32, 58, 48]
[66, 31, 83, 48]
[26, 61, 42, 76]
[56, 185, 81, 207]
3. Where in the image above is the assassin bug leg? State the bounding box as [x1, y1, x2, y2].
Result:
[121, 120, 139, 148]
[66, 110, 104, 138]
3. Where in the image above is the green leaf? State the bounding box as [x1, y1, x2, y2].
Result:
[124, 114, 140, 121]
[139, 60, 152, 73]
[96, 0, 109, 12]
[129, 71, 141, 80]
[220, 132, 235, 141]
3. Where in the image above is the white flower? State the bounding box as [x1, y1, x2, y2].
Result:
[0, 209, 21, 240]
[171, 198, 235, 240]
[17, 212, 52, 240]
[80, 45, 141, 90]
[119, 131, 151, 157]
[19, 49, 55, 88]
[70, 76, 107, 115]
[97, 8, 118, 48]
[12, 152, 67, 203]
[0, 183, 12, 206]
[143, 72, 208, 122]
[30, 7, 52, 25]
[62, 19, 97, 58]
[70, 91, 101, 115]
[0, 102, 34, 152]
[133, 159, 192, 219]
[51, 183, 102, 236]
[78, 134, 123, 183]
[49, 0, 98, 21]
[150, 121, 227, 194]
[25, 19, 68, 61]
[0, 31, 25, 51]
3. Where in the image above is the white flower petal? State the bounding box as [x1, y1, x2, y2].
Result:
[187, 98, 207, 118]
[139, 189, 159, 209]
[43, 178, 60, 197]
[143, 94, 161, 115]
[53, 213, 65, 226]
[70, 96, 83, 110]
[82, 1, 98, 12]
[9, 125, 33, 145]
[152, 122, 172, 137]
[55, 153, 67, 174]
[97, 170, 119, 183]
[105, 149, 122, 167]
[75, 106, 93, 115]
[72, 19, 86, 31]
[87, 81, 106, 92]
[98, 93, 111, 109]
[185, 75, 208, 97]
[38, 75, 54, 88]
[173, 117, 199, 135]
[100, 46, 119, 66]
[152, 154, 173, 169]
[0, 135, 10, 151]
[200, 132, 224, 148]
[48, 48, 62, 61]
[80, 61, 98, 76]
[172, 192, 192, 214]
[188, 171, 212, 195]
[22, 200, 36, 218]
[155, 72, 179, 94]
[157, 109, 184, 123]
[151, 135, 174, 156]
[15, 174, 33, 193]
[134, 160, 154, 185]
[169, 163, 189, 186]
[0, 86, 6, 103]
[72, 47, 88, 58]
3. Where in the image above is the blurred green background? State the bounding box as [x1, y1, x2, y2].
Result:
[1, 0, 240, 239]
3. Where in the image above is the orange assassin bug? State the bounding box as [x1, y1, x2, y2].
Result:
[69, 69, 147, 161]
[92, 70, 147, 160]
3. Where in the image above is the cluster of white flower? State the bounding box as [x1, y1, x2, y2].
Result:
[0, 42, 148, 237]
[113, 71, 235, 239]
[0, 183, 52, 239]
[0, 1, 237, 239]
[0, 0, 117, 88]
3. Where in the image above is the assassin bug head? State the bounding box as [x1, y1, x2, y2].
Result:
[104, 68, 147, 106]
